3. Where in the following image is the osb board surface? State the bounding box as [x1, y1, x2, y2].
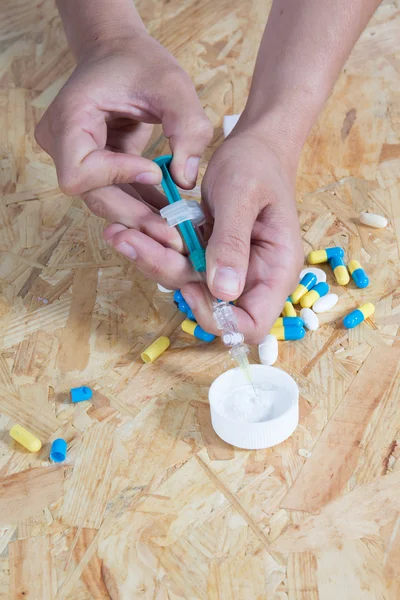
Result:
[0, 0, 400, 598]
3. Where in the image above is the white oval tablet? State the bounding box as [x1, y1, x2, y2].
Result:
[300, 308, 319, 331]
[312, 293, 339, 313]
[157, 284, 174, 293]
[359, 212, 388, 229]
[299, 267, 327, 284]
[258, 334, 279, 366]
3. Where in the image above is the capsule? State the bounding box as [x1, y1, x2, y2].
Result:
[50, 438, 67, 463]
[308, 247, 344, 265]
[173, 290, 183, 305]
[186, 308, 196, 321]
[273, 316, 304, 328]
[270, 325, 306, 341]
[299, 267, 327, 284]
[291, 273, 317, 304]
[141, 336, 170, 363]
[181, 319, 215, 342]
[348, 260, 369, 289]
[282, 298, 296, 317]
[329, 255, 350, 286]
[359, 212, 388, 229]
[343, 303, 375, 329]
[300, 282, 330, 308]
[10, 424, 42, 453]
[178, 299, 191, 314]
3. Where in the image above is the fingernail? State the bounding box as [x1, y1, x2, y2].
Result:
[182, 292, 196, 311]
[135, 172, 161, 185]
[115, 242, 137, 260]
[212, 267, 240, 296]
[184, 157, 200, 184]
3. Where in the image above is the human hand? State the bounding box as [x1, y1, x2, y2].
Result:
[35, 30, 212, 226]
[105, 128, 303, 344]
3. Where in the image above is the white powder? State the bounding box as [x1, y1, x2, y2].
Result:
[218, 382, 286, 423]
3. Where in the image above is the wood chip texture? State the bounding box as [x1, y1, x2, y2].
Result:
[0, 0, 400, 598]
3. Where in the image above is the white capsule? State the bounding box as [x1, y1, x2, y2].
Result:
[157, 284, 174, 293]
[359, 212, 388, 229]
[299, 267, 327, 284]
[258, 334, 278, 366]
[300, 308, 319, 331]
[312, 293, 339, 314]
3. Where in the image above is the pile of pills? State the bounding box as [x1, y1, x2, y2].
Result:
[259, 245, 377, 366]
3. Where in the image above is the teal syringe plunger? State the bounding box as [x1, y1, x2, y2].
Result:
[155, 155, 255, 386]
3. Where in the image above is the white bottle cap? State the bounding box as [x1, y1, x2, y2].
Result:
[209, 365, 299, 450]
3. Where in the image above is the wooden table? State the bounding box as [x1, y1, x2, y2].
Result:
[1, 0, 400, 598]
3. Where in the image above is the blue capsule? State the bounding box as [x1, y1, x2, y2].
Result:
[178, 299, 191, 314]
[50, 438, 67, 462]
[71, 386, 93, 403]
[348, 260, 369, 288]
[173, 290, 183, 305]
[329, 255, 350, 285]
[186, 308, 196, 321]
[181, 319, 215, 342]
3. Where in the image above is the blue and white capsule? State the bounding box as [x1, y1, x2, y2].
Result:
[291, 273, 317, 304]
[329, 255, 350, 286]
[300, 282, 329, 308]
[348, 260, 369, 288]
[181, 319, 215, 342]
[343, 303, 375, 329]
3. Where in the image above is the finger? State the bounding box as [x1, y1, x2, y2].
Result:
[105, 227, 197, 288]
[106, 120, 153, 155]
[161, 76, 213, 189]
[84, 185, 184, 252]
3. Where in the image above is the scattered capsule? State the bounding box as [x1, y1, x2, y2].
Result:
[300, 308, 319, 331]
[312, 293, 339, 314]
[299, 267, 327, 284]
[50, 438, 67, 463]
[343, 303, 375, 329]
[291, 273, 317, 304]
[141, 336, 170, 363]
[273, 316, 304, 328]
[71, 386, 93, 403]
[270, 325, 306, 341]
[359, 212, 388, 229]
[10, 424, 42, 453]
[308, 247, 344, 265]
[282, 298, 297, 317]
[258, 334, 278, 366]
[329, 255, 350, 286]
[157, 284, 174, 293]
[173, 290, 183, 305]
[348, 260, 369, 289]
[300, 282, 330, 308]
[181, 319, 215, 342]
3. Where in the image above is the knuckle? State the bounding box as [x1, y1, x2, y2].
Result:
[82, 191, 107, 219]
[215, 229, 249, 259]
[189, 117, 213, 144]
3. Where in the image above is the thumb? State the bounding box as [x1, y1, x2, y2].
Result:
[161, 79, 213, 189]
[206, 193, 256, 301]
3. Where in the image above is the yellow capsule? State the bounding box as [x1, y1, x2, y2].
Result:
[348, 260, 361, 274]
[181, 319, 197, 336]
[360, 302, 375, 319]
[300, 289, 319, 308]
[10, 424, 42, 452]
[282, 299, 296, 317]
[308, 249, 328, 264]
[332, 265, 350, 285]
[141, 336, 170, 364]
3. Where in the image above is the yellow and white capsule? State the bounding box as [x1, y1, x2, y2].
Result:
[291, 273, 317, 304]
[348, 260, 369, 288]
[141, 336, 170, 363]
[308, 247, 344, 264]
[10, 424, 42, 452]
[282, 298, 296, 317]
[329, 255, 350, 286]
[343, 303, 375, 329]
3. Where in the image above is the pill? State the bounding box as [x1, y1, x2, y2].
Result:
[312, 293, 339, 313]
[157, 284, 174, 293]
[348, 260, 369, 289]
[343, 303, 375, 329]
[300, 282, 330, 308]
[181, 319, 215, 342]
[291, 273, 317, 304]
[71, 386, 93, 403]
[258, 334, 278, 366]
[173, 290, 183, 305]
[10, 424, 42, 453]
[359, 212, 388, 229]
[273, 316, 304, 328]
[50, 438, 67, 463]
[141, 336, 170, 363]
[178, 299, 191, 314]
[299, 267, 327, 284]
[186, 308, 196, 321]
[308, 247, 344, 264]
[282, 298, 297, 317]
[329, 255, 350, 285]
[300, 308, 319, 331]
[270, 325, 306, 341]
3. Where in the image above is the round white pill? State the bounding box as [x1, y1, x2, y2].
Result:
[299, 267, 327, 284]
[300, 308, 319, 331]
[312, 293, 339, 313]
[258, 334, 278, 366]
[359, 212, 388, 229]
[157, 284, 174, 293]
